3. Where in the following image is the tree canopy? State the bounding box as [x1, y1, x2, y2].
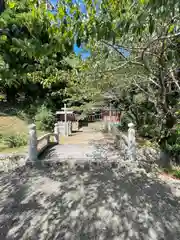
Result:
[0, 0, 180, 159]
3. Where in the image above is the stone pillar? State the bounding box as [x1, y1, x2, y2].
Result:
[54, 123, 59, 143]
[58, 121, 64, 136]
[108, 121, 111, 132]
[68, 121, 72, 135]
[128, 123, 136, 161]
[69, 121, 72, 135]
[66, 122, 69, 136]
[28, 124, 38, 161]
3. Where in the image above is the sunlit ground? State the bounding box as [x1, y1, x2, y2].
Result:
[0, 161, 180, 240]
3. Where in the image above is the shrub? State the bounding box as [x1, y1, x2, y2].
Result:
[119, 112, 133, 132]
[0, 133, 3, 140]
[162, 167, 180, 179]
[3, 134, 27, 148]
[35, 105, 55, 131]
[166, 123, 180, 163]
[173, 169, 180, 179]
[17, 110, 29, 121]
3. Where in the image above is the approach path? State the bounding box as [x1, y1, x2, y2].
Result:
[0, 123, 180, 240]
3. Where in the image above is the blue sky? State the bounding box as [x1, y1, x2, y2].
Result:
[50, 0, 129, 59]
[73, 44, 90, 59]
[50, 0, 90, 59]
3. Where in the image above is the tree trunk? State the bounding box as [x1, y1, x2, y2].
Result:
[0, 0, 5, 14]
[5, 87, 17, 104]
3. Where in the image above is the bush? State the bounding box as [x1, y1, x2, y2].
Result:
[138, 124, 161, 139]
[17, 110, 29, 121]
[173, 169, 180, 179]
[166, 123, 180, 163]
[3, 134, 27, 148]
[35, 105, 55, 131]
[119, 112, 133, 131]
[0, 133, 3, 140]
[163, 167, 180, 179]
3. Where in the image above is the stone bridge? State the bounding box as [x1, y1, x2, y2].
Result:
[0, 122, 180, 240]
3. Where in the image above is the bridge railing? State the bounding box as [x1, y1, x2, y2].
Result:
[37, 133, 59, 155]
[106, 121, 136, 161]
[27, 123, 59, 162]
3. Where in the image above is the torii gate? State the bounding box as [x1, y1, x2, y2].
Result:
[56, 104, 73, 136]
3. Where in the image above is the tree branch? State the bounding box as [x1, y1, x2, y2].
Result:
[103, 59, 144, 73]
[169, 68, 180, 91]
[101, 40, 126, 58]
[142, 32, 180, 61]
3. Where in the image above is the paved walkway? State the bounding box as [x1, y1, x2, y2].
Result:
[60, 125, 105, 145]
[0, 125, 180, 240]
[41, 125, 109, 162]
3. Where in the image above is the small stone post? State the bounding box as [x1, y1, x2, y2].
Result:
[28, 124, 38, 161]
[68, 121, 72, 135]
[64, 103, 67, 136]
[69, 121, 72, 135]
[128, 123, 136, 161]
[54, 123, 59, 143]
[66, 122, 69, 136]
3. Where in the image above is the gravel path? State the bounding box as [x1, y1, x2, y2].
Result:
[0, 129, 180, 240]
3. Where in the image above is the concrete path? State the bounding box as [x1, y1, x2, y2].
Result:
[41, 125, 109, 162]
[60, 126, 105, 145]
[0, 126, 180, 240]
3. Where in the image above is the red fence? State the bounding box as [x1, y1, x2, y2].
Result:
[56, 110, 122, 123]
[87, 110, 121, 123]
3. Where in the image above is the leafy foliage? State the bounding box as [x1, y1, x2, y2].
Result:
[2, 134, 27, 148]
[35, 105, 55, 131]
[0, 0, 75, 108]
[60, 0, 180, 161]
[0, 0, 180, 163]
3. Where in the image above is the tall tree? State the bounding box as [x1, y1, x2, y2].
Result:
[63, 0, 180, 162]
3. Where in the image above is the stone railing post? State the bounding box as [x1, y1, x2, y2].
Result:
[68, 121, 72, 135]
[28, 124, 38, 161]
[128, 123, 136, 161]
[54, 123, 59, 143]
[108, 121, 111, 132]
[65, 121, 69, 136]
[66, 122, 69, 136]
[69, 121, 72, 135]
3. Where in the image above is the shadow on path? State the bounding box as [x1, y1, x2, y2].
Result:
[0, 161, 180, 240]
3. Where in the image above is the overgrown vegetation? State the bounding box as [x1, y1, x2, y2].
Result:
[0, 0, 179, 165]
[163, 167, 180, 180]
[0, 104, 55, 152]
[35, 105, 55, 131]
[2, 134, 27, 148]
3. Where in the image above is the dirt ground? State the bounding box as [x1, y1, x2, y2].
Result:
[60, 122, 106, 145]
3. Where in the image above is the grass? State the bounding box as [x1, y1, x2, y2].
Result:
[162, 166, 180, 180]
[137, 136, 159, 149]
[0, 111, 47, 154]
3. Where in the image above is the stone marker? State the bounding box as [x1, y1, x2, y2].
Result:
[28, 124, 38, 161]
[128, 123, 136, 161]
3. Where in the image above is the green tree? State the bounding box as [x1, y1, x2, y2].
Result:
[64, 0, 180, 162]
[0, 0, 76, 105]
